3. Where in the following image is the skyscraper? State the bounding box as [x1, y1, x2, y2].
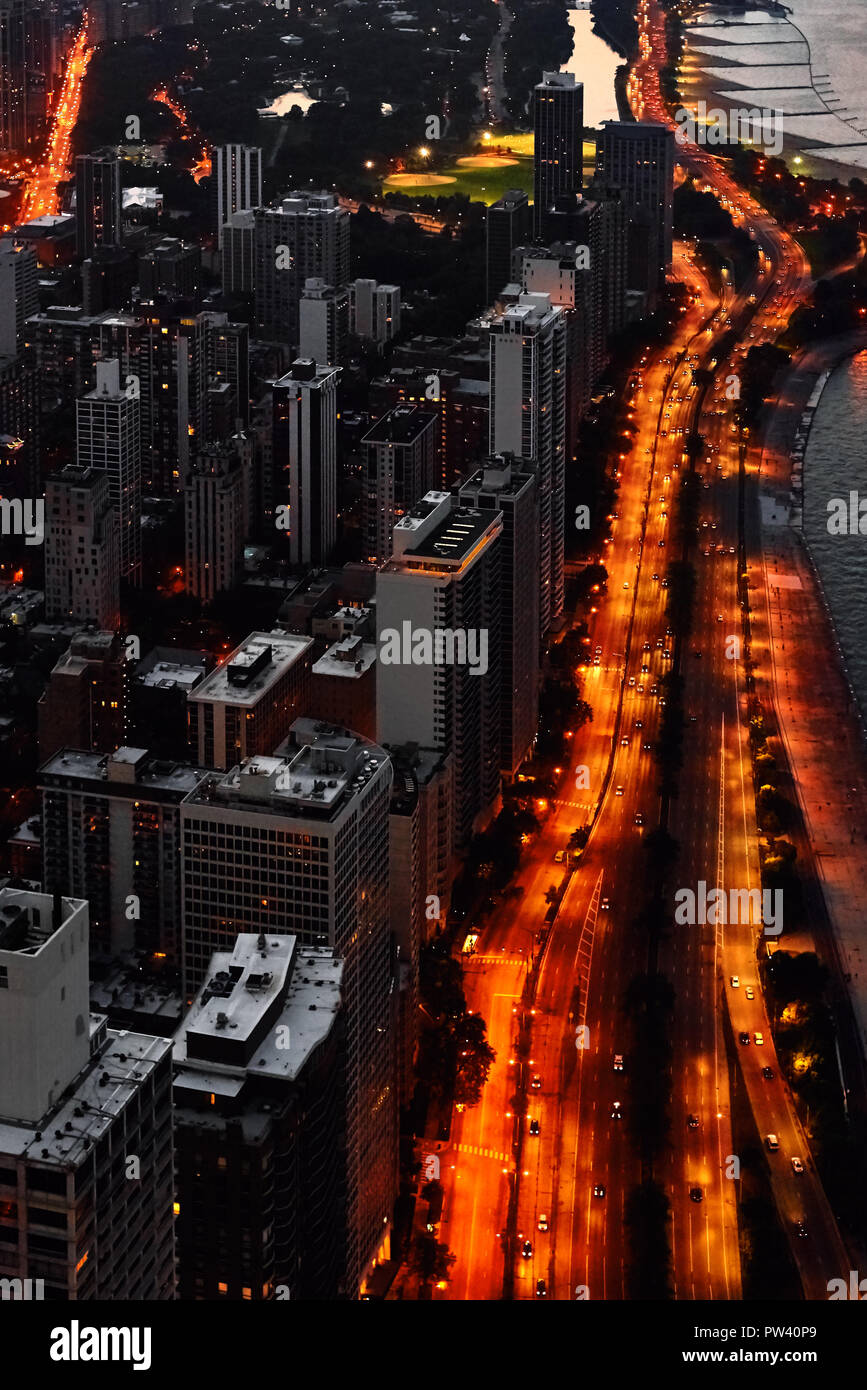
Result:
[299, 277, 349, 367]
[272, 358, 340, 567]
[212, 143, 262, 250]
[186, 630, 313, 770]
[533, 72, 583, 239]
[76, 358, 142, 587]
[487, 291, 567, 634]
[180, 718, 397, 1296]
[0, 236, 37, 357]
[74, 152, 122, 259]
[0, 888, 175, 1299]
[456, 454, 539, 777]
[595, 120, 675, 292]
[486, 188, 531, 302]
[43, 465, 121, 629]
[350, 278, 401, 345]
[254, 192, 350, 349]
[376, 491, 502, 851]
[221, 207, 256, 295]
[361, 404, 437, 563]
[184, 437, 250, 601]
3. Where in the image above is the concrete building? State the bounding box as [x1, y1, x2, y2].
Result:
[485, 291, 566, 635]
[533, 72, 583, 239]
[212, 143, 262, 250]
[184, 436, 251, 602]
[0, 237, 37, 358]
[361, 404, 438, 564]
[456, 455, 539, 776]
[36, 629, 129, 761]
[254, 192, 350, 349]
[376, 491, 502, 851]
[186, 630, 313, 770]
[486, 188, 531, 304]
[595, 120, 674, 292]
[310, 636, 377, 740]
[173, 935, 346, 1300]
[221, 207, 256, 296]
[350, 278, 401, 346]
[43, 465, 120, 629]
[74, 152, 122, 259]
[180, 718, 397, 1296]
[0, 888, 175, 1299]
[272, 359, 339, 567]
[76, 358, 142, 588]
[299, 277, 349, 367]
[137, 236, 201, 301]
[40, 745, 210, 962]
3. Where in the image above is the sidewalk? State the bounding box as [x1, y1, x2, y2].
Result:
[749, 332, 867, 1068]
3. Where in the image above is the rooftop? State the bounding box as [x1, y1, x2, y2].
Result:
[312, 636, 377, 679]
[362, 404, 437, 447]
[188, 631, 312, 708]
[40, 747, 210, 796]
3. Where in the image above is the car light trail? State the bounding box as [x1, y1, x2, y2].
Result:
[21, 18, 92, 223]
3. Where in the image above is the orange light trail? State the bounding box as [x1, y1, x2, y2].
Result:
[151, 85, 211, 184]
[21, 19, 92, 222]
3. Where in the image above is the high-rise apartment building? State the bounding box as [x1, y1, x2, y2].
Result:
[456, 454, 539, 776]
[137, 236, 201, 301]
[180, 717, 397, 1296]
[486, 290, 566, 634]
[0, 236, 37, 357]
[74, 152, 122, 259]
[350, 278, 401, 345]
[173, 935, 347, 1299]
[299, 277, 349, 367]
[595, 120, 674, 292]
[212, 143, 262, 250]
[271, 358, 339, 567]
[43, 465, 121, 629]
[0, 888, 175, 1299]
[40, 745, 209, 961]
[486, 188, 531, 303]
[76, 358, 142, 588]
[186, 630, 313, 770]
[533, 72, 583, 238]
[221, 208, 256, 295]
[361, 404, 437, 564]
[36, 629, 129, 761]
[254, 192, 350, 349]
[376, 491, 502, 851]
[184, 437, 251, 601]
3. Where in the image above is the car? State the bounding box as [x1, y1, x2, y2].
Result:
[717, 613, 724, 623]
[791, 1157, 804, 1174]
[687, 1114, 699, 1129]
[656, 638, 664, 648]
[658, 538, 665, 546]
[693, 650, 702, 659]
[704, 549, 711, 556]
[554, 850, 564, 863]
[536, 1279, 547, 1297]
[761, 1066, 775, 1080]
[600, 897, 610, 911]
[623, 581, 629, 589]
[593, 656, 600, 665]
[661, 578, 669, 588]
[794, 1221, 808, 1238]
[628, 676, 636, 687]
[731, 976, 739, 988]
[610, 1102, 622, 1120]
[754, 1032, 764, 1045]
[689, 1187, 703, 1203]
[650, 684, 658, 695]
[729, 546, 736, 554]
[643, 641, 651, 652]
[522, 1240, 533, 1258]
[613, 1054, 624, 1071]
[593, 1184, 606, 1199]
[651, 573, 659, 581]
[641, 663, 650, 673]
[615, 786, 624, 796]
[643, 741, 652, 751]
[745, 987, 754, 1000]
[689, 715, 697, 723]
[531, 1074, 542, 1090]
[662, 649, 671, 659]
[634, 811, 644, 826]
[529, 1119, 540, 1136]
[637, 684, 644, 694]
[766, 1134, 779, 1151]
[620, 736, 629, 747]
[739, 1031, 750, 1045]
[538, 1213, 549, 1231]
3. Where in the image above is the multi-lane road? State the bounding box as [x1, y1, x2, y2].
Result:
[436, 0, 854, 1303]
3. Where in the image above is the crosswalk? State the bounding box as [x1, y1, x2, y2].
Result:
[469, 953, 525, 965]
[454, 1143, 510, 1163]
[554, 799, 595, 816]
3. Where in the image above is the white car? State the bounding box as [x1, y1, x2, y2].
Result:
[730, 976, 739, 988]
[791, 1157, 804, 1174]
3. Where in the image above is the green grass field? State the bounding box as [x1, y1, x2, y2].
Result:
[381, 136, 598, 207]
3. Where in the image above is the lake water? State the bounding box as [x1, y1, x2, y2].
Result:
[803, 351, 867, 719]
[560, 9, 621, 128]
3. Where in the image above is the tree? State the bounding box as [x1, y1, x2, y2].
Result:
[409, 1234, 455, 1286]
